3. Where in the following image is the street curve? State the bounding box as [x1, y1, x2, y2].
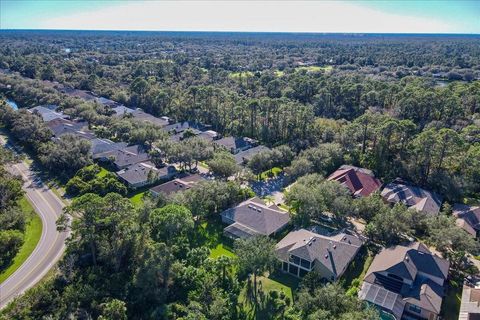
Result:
[0, 158, 67, 309]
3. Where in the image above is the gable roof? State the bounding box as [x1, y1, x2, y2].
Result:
[276, 229, 362, 278]
[381, 179, 443, 215]
[327, 165, 382, 197]
[453, 204, 480, 237]
[46, 118, 95, 140]
[221, 197, 290, 236]
[365, 242, 449, 283]
[117, 162, 176, 185]
[90, 138, 128, 157]
[361, 242, 449, 316]
[111, 105, 135, 116]
[164, 121, 204, 134]
[149, 174, 204, 197]
[214, 136, 257, 152]
[29, 105, 66, 122]
[95, 145, 149, 168]
[131, 109, 170, 127]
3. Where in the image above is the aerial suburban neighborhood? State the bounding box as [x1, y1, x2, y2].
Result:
[0, 1, 480, 320]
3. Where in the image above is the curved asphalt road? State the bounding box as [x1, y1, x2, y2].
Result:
[0, 154, 67, 308]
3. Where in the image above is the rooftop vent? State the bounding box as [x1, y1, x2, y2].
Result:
[325, 254, 328, 259]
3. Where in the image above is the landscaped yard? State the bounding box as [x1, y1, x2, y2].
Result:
[209, 243, 236, 259]
[239, 271, 300, 320]
[129, 191, 146, 206]
[0, 196, 42, 284]
[259, 167, 283, 181]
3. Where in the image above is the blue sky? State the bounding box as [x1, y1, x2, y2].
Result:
[1, 0, 479, 33]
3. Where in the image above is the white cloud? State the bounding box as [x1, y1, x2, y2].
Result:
[39, 0, 455, 33]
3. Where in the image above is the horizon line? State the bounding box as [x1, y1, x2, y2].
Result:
[1, 28, 480, 36]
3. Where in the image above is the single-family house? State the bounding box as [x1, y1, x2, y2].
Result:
[164, 121, 205, 134]
[458, 276, 480, 320]
[90, 138, 128, 159]
[150, 173, 204, 197]
[214, 136, 258, 154]
[327, 165, 382, 197]
[111, 105, 135, 116]
[46, 118, 96, 140]
[453, 204, 480, 238]
[95, 145, 149, 170]
[381, 179, 443, 216]
[117, 161, 177, 189]
[275, 228, 362, 280]
[221, 197, 290, 239]
[197, 130, 220, 142]
[358, 242, 449, 320]
[234, 145, 271, 166]
[28, 105, 66, 122]
[131, 109, 170, 127]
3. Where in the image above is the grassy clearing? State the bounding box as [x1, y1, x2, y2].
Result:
[229, 71, 254, 79]
[274, 70, 285, 77]
[259, 167, 283, 181]
[296, 65, 333, 73]
[129, 191, 146, 206]
[0, 196, 42, 284]
[239, 271, 299, 319]
[441, 277, 462, 320]
[96, 166, 110, 178]
[209, 244, 236, 259]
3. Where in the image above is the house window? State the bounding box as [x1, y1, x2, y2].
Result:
[282, 262, 288, 272]
[408, 305, 422, 314]
[300, 258, 311, 269]
[289, 265, 299, 276]
[289, 255, 301, 265]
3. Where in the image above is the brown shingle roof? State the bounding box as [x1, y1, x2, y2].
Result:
[327, 165, 382, 197]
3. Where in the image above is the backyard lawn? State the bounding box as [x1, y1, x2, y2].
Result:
[0, 196, 42, 283]
[259, 167, 283, 181]
[129, 191, 146, 206]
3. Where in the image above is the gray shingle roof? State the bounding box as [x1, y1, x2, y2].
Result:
[361, 242, 450, 315]
[149, 174, 204, 197]
[117, 162, 176, 186]
[381, 180, 443, 215]
[29, 105, 66, 122]
[453, 204, 480, 237]
[221, 197, 290, 237]
[131, 109, 169, 127]
[90, 138, 128, 157]
[276, 229, 362, 278]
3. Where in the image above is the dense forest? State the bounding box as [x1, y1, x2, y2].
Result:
[0, 31, 479, 319]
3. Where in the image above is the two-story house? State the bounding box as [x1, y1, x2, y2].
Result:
[358, 242, 449, 320]
[275, 228, 363, 280]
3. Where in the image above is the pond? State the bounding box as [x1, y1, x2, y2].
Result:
[6, 99, 18, 110]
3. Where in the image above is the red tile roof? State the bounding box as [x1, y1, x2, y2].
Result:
[327, 165, 382, 197]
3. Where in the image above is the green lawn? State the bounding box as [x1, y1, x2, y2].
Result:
[0, 196, 43, 284]
[209, 243, 236, 259]
[96, 166, 110, 178]
[296, 65, 333, 73]
[240, 271, 299, 319]
[259, 167, 283, 181]
[129, 191, 146, 206]
[229, 71, 254, 79]
[441, 277, 462, 320]
[274, 70, 285, 77]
